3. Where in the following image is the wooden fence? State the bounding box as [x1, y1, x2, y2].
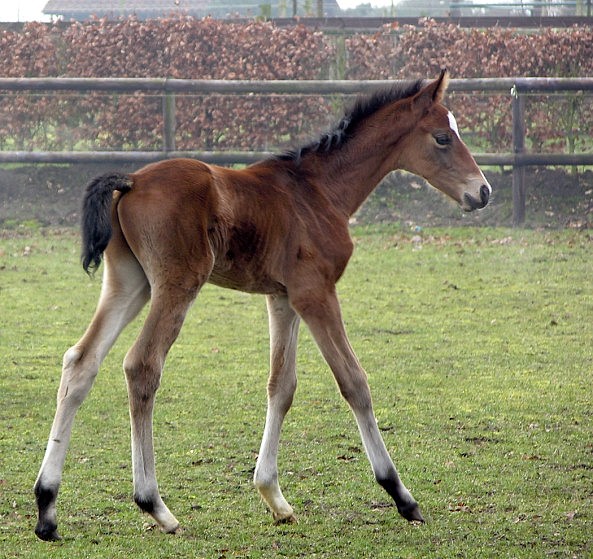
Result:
[1, 77, 593, 225]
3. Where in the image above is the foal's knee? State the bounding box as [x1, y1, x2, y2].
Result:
[267, 374, 297, 411]
[335, 373, 373, 412]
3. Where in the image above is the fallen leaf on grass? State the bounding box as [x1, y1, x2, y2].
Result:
[369, 501, 394, 510]
[565, 510, 578, 521]
[449, 502, 472, 513]
[522, 454, 543, 461]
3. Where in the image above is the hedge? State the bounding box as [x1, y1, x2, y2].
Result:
[1, 18, 591, 153]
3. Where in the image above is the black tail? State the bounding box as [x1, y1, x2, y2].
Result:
[81, 172, 133, 274]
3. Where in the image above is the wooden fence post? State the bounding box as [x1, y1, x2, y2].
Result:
[511, 86, 526, 227]
[163, 92, 176, 152]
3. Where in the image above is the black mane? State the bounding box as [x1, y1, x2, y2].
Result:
[277, 79, 424, 163]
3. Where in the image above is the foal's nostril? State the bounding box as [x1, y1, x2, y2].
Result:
[480, 184, 490, 206]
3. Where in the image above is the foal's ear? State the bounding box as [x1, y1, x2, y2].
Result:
[412, 69, 450, 113]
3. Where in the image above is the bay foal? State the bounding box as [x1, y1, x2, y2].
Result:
[34, 70, 490, 540]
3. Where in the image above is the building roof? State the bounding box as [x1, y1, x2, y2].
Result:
[43, 0, 217, 18]
[43, 0, 342, 19]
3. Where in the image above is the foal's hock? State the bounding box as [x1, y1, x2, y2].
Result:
[34, 70, 490, 541]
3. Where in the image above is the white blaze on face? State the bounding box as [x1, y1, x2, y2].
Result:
[448, 110, 492, 196]
[447, 111, 460, 139]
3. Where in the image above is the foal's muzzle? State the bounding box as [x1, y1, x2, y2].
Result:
[463, 184, 490, 211]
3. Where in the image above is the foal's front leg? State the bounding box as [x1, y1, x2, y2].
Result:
[291, 287, 424, 523]
[254, 294, 300, 523]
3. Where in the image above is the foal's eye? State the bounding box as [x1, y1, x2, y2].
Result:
[434, 133, 452, 147]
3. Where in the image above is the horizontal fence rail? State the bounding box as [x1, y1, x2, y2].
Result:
[3, 17, 590, 33]
[0, 150, 272, 165]
[1, 77, 593, 225]
[2, 76, 593, 93]
[3, 150, 592, 167]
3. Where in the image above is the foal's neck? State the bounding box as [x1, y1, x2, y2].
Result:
[307, 109, 410, 217]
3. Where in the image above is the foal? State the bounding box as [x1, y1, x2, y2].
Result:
[34, 70, 490, 540]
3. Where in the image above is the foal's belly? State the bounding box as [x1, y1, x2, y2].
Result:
[208, 264, 286, 295]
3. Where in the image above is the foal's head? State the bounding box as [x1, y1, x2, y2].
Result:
[396, 70, 491, 212]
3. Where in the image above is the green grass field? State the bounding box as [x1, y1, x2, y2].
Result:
[1, 225, 592, 558]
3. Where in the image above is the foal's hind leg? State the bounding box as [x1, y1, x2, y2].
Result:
[254, 294, 300, 523]
[123, 281, 203, 533]
[290, 287, 424, 523]
[34, 251, 150, 541]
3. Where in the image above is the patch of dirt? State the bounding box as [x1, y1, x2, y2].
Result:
[0, 163, 138, 228]
[1, 164, 592, 229]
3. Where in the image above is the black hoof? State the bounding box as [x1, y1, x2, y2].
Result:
[35, 522, 62, 542]
[376, 476, 425, 524]
[397, 502, 425, 524]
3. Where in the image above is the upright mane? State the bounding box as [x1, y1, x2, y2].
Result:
[277, 79, 425, 163]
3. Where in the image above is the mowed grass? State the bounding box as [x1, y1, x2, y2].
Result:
[0, 225, 592, 558]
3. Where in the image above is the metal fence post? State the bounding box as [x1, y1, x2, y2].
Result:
[511, 86, 526, 227]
